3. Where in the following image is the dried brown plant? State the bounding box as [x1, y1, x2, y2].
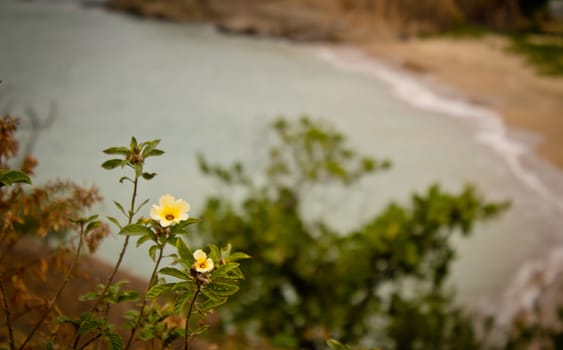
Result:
[0, 114, 109, 349]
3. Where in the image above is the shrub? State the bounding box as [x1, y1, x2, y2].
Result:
[196, 116, 509, 349]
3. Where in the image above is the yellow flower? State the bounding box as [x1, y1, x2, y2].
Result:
[193, 249, 214, 273]
[150, 194, 190, 227]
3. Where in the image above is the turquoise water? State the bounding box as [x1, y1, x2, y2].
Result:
[1, 0, 563, 310]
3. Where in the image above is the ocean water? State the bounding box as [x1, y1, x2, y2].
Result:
[1, 0, 562, 311]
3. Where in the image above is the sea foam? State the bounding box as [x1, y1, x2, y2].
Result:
[313, 45, 563, 213]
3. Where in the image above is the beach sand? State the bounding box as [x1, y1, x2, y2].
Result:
[366, 36, 563, 170]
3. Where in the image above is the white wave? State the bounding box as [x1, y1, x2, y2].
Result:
[313, 45, 563, 212]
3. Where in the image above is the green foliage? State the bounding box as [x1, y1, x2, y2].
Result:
[386, 291, 481, 350]
[123, 302, 185, 347]
[1, 134, 248, 350]
[0, 169, 31, 187]
[195, 116, 508, 349]
[56, 312, 123, 350]
[509, 35, 563, 76]
[79, 281, 141, 305]
[98, 137, 248, 349]
[147, 240, 249, 320]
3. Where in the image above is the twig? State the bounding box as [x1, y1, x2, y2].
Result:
[89, 175, 139, 312]
[0, 277, 16, 350]
[124, 243, 165, 350]
[184, 283, 202, 350]
[79, 332, 102, 350]
[70, 174, 140, 349]
[19, 223, 86, 350]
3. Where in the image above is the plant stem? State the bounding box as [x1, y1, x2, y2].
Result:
[0, 277, 16, 350]
[70, 176, 140, 349]
[90, 176, 139, 312]
[124, 242, 165, 350]
[79, 332, 102, 350]
[19, 223, 86, 350]
[184, 283, 202, 350]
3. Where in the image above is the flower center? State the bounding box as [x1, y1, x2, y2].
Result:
[199, 262, 207, 268]
[165, 214, 175, 220]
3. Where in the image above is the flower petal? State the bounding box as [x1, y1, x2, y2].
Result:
[193, 249, 206, 262]
[151, 194, 191, 227]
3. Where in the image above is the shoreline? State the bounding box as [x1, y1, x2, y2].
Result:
[363, 36, 563, 171]
[308, 39, 563, 312]
[309, 40, 563, 213]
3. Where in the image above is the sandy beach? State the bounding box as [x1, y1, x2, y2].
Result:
[366, 36, 563, 170]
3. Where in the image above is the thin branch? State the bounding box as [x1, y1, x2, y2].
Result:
[0, 277, 16, 350]
[90, 176, 139, 312]
[79, 332, 102, 350]
[70, 174, 141, 349]
[184, 283, 202, 350]
[19, 223, 86, 350]
[124, 242, 165, 350]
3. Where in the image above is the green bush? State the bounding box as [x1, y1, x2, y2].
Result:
[195, 116, 509, 349]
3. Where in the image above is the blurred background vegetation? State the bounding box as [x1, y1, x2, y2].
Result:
[194, 117, 512, 349]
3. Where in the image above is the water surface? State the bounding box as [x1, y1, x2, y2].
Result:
[1, 0, 562, 309]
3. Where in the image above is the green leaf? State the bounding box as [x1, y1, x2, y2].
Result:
[171, 281, 195, 293]
[116, 291, 141, 303]
[119, 176, 132, 184]
[102, 159, 127, 170]
[79, 291, 100, 301]
[166, 237, 180, 247]
[159, 267, 190, 280]
[113, 201, 127, 217]
[170, 218, 200, 235]
[149, 245, 159, 261]
[85, 220, 101, 234]
[145, 149, 164, 158]
[84, 214, 99, 222]
[227, 252, 251, 262]
[189, 324, 209, 336]
[173, 291, 194, 314]
[196, 295, 227, 312]
[209, 281, 239, 296]
[146, 283, 174, 299]
[228, 267, 245, 280]
[120, 224, 152, 236]
[106, 333, 123, 350]
[200, 287, 221, 301]
[141, 172, 157, 180]
[141, 139, 161, 158]
[208, 245, 221, 262]
[78, 319, 99, 335]
[0, 170, 31, 186]
[103, 146, 130, 156]
[54, 315, 77, 325]
[136, 234, 153, 247]
[176, 238, 192, 261]
[107, 216, 122, 230]
[213, 262, 240, 277]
